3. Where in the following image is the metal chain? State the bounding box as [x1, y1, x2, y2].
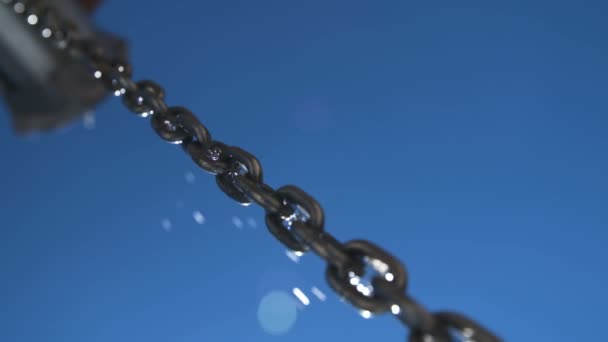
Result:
[5, 1, 502, 341]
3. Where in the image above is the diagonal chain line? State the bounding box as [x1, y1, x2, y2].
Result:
[4, 1, 502, 341]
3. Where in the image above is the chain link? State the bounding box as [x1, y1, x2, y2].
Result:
[5, 1, 502, 341]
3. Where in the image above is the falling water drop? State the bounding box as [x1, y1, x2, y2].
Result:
[193, 211, 205, 224]
[311, 287, 327, 302]
[292, 288, 310, 306]
[83, 111, 96, 130]
[247, 217, 258, 228]
[161, 219, 172, 232]
[232, 216, 243, 229]
[185, 171, 195, 183]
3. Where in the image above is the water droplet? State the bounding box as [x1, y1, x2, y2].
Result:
[246, 217, 258, 228]
[285, 250, 301, 263]
[356, 283, 372, 296]
[42, 28, 52, 38]
[27, 14, 38, 25]
[83, 111, 96, 130]
[368, 257, 389, 274]
[311, 287, 326, 302]
[208, 147, 222, 161]
[185, 171, 195, 183]
[359, 310, 372, 319]
[292, 287, 310, 306]
[161, 219, 172, 232]
[13, 2, 25, 14]
[232, 216, 243, 229]
[193, 211, 205, 224]
[391, 304, 401, 315]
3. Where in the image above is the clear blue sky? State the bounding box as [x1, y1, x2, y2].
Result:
[1, 0, 607, 341]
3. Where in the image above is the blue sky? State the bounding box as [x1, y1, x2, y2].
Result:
[1, 0, 607, 341]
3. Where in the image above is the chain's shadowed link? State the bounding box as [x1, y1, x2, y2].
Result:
[99, 60, 133, 93]
[151, 106, 211, 144]
[183, 140, 231, 175]
[409, 326, 453, 342]
[265, 185, 325, 253]
[231, 177, 287, 214]
[326, 240, 408, 314]
[289, 223, 357, 272]
[372, 279, 437, 334]
[151, 106, 192, 143]
[123, 80, 165, 116]
[175, 107, 212, 144]
[51, 16, 78, 48]
[432, 312, 502, 342]
[5, 2, 502, 341]
[216, 146, 263, 205]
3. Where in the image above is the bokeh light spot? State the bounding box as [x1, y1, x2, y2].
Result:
[257, 290, 298, 336]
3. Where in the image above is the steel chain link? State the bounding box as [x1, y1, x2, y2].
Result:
[4, 1, 502, 341]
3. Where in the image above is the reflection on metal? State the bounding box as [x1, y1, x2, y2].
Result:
[368, 256, 390, 275]
[356, 283, 372, 297]
[349, 272, 360, 286]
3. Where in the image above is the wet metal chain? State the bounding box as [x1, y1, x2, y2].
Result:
[4, 1, 502, 341]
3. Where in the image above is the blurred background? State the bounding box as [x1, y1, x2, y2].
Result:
[1, 0, 607, 341]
